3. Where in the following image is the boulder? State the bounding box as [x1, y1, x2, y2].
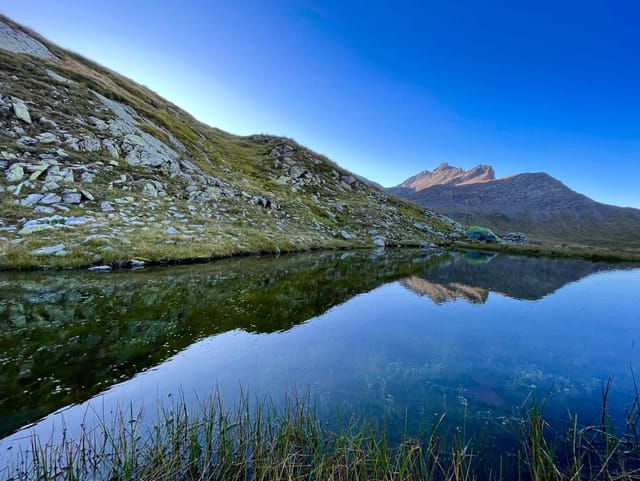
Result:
[503, 232, 528, 244]
[33, 205, 55, 214]
[19, 224, 54, 235]
[40, 193, 62, 204]
[100, 201, 115, 212]
[38, 117, 59, 129]
[372, 236, 386, 247]
[20, 193, 44, 206]
[5, 163, 24, 182]
[88, 265, 112, 272]
[32, 243, 66, 255]
[62, 192, 82, 204]
[0, 20, 55, 58]
[465, 226, 500, 243]
[65, 216, 90, 226]
[10, 97, 31, 123]
[35, 132, 60, 144]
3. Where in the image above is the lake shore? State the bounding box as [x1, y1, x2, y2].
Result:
[2, 238, 640, 271]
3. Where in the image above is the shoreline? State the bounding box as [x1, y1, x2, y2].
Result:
[2, 240, 640, 272]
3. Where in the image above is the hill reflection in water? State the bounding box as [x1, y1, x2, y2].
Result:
[401, 251, 625, 303]
[0, 249, 636, 442]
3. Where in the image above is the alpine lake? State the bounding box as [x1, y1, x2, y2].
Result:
[1, 248, 639, 475]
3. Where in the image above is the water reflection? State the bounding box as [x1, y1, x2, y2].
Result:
[0, 249, 637, 449]
[403, 251, 624, 302]
[0, 249, 446, 436]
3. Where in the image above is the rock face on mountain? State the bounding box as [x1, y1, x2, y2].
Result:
[390, 164, 640, 248]
[388, 162, 495, 197]
[0, 15, 464, 268]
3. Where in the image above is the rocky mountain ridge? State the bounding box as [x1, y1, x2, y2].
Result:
[0, 15, 464, 268]
[390, 164, 640, 248]
[388, 162, 495, 197]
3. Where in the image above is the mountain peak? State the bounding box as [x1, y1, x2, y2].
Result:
[390, 163, 495, 194]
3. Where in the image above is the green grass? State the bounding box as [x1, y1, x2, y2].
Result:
[455, 241, 640, 263]
[3, 388, 639, 481]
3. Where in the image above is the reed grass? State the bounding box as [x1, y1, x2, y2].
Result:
[2, 387, 639, 481]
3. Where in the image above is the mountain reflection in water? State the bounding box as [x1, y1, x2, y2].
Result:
[0, 249, 636, 442]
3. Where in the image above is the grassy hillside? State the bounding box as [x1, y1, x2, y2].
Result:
[0, 15, 463, 269]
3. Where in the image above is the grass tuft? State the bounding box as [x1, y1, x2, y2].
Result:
[2, 388, 639, 481]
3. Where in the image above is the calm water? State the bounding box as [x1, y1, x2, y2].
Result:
[1, 249, 639, 459]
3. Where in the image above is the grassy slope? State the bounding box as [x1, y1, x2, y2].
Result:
[0, 15, 462, 269]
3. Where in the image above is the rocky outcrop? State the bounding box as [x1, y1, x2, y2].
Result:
[0, 19, 55, 59]
[388, 163, 495, 196]
[0, 15, 466, 268]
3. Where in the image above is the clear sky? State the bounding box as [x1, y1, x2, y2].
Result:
[2, 1, 639, 207]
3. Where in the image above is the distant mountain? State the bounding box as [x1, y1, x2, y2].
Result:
[389, 164, 640, 248]
[388, 162, 495, 196]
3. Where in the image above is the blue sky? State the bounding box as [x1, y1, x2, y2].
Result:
[3, 1, 639, 207]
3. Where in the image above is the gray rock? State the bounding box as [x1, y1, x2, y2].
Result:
[10, 97, 31, 123]
[32, 243, 66, 255]
[20, 193, 44, 206]
[64, 135, 80, 151]
[372, 237, 386, 247]
[78, 134, 102, 152]
[341, 175, 356, 185]
[40, 193, 62, 204]
[0, 20, 56, 58]
[79, 170, 96, 184]
[80, 190, 95, 201]
[62, 192, 82, 204]
[16, 136, 37, 146]
[19, 224, 55, 235]
[143, 182, 158, 197]
[29, 165, 49, 181]
[35, 132, 60, 144]
[65, 216, 90, 226]
[44, 166, 74, 184]
[100, 201, 115, 212]
[166, 226, 179, 234]
[33, 205, 55, 214]
[41, 181, 61, 192]
[0, 149, 17, 160]
[45, 69, 74, 84]
[102, 138, 120, 158]
[38, 117, 58, 129]
[129, 259, 146, 268]
[340, 230, 354, 240]
[88, 265, 112, 272]
[503, 232, 528, 244]
[90, 116, 108, 130]
[6, 163, 24, 182]
[413, 222, 433, 233]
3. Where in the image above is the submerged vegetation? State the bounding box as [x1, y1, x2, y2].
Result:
[2, 387, 639, 481]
